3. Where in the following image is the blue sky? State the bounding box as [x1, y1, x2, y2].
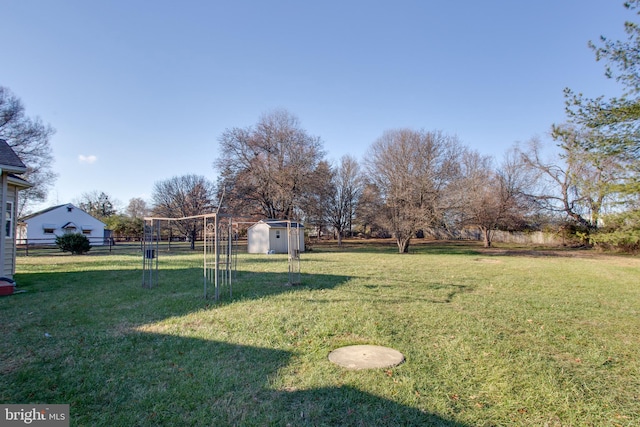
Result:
[1, 0, 630, 212]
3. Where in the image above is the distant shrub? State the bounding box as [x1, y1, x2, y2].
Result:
[590, 210, 640, 253]
[55, 233, 92, 255]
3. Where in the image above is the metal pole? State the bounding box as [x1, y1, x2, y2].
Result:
[203, 217, 208, 299]
[155, 220, 160, 286]
[214, 214, 219, 301]
[227, 220, 232, 297]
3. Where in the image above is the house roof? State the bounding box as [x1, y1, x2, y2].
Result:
[0, 139, 27, 173]
[19, 204, 69, 221]
[8, 174, 32, 189]
[19, 203, 106, 226]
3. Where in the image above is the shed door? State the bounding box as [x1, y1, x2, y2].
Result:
[271, 229, 288, 253]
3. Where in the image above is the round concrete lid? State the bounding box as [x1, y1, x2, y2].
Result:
[328, 345, 405, 370]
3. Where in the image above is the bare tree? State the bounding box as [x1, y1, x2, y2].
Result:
[518, 126, 623, 230]
[151, 174, 216, 249]
[0, 86, 57, 216]
[355, 182, 385, 238]
[215, 109, 325, 219]
[327, 155, 363, 245]
[450, 149, 533, 247]
[126, 197, 149, 219]
[365, 129, 461, 253]
[301, 160, 333, 239]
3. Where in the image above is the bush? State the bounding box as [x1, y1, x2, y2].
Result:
[590, 210, 640, 253]
[55, 233, 92, 255]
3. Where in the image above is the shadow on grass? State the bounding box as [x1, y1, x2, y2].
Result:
[4, 264, 470, 425]
[2, 327, 466, 426]
[8, 266, 352, 325]
[10, 258, 472, 329]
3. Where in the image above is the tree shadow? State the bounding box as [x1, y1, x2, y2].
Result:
[7, 329, 466, 426]
[277, 383, 467, 427]
[5, 267, 469, 425]
[8, 266, 354, 330]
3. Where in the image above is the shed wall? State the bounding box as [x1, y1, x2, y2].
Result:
[247, 222, 305, 254]
[247, 223, 270, 254]
[269, 228, 288, 254]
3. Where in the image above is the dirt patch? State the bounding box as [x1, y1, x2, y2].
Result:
[311, 238, 639, 264]
[480, 246, 640, 264]
[474, 258, 502, 264]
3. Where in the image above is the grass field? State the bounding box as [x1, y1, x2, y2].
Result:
[1, 241, 639, 426]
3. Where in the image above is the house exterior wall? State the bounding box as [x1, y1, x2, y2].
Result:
[3, 184, 19, 278]
[19, 204, 106, 245]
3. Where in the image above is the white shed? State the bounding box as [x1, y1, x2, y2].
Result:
[17, 203, 107, 246]
[247, 220, 305, 254]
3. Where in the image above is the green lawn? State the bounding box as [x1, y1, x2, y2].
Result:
[1, 241, 639, 426]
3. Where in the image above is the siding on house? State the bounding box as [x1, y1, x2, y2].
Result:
[18, 204, 107, 245]
[3, 186, 18, 277]
[0, 138, 30, 280]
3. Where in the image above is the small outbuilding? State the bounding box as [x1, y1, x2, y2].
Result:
[17, 203, 107, 246]
[247, 219, 305, 254]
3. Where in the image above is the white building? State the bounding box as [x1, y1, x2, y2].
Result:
[247, 220, 305, 254]
[18, 203, 107, 246]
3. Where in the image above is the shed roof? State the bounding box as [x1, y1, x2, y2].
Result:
[249, 219, 304, 229]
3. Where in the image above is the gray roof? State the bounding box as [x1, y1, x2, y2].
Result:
[8, 173, 32, 189]
[0, 139, 27, 172]
[19, 204, 68, 221]
[19, 203, 107, 226]
[253, 219, 304, 229]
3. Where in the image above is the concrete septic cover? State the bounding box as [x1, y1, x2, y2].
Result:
[328, 345, 405, 370]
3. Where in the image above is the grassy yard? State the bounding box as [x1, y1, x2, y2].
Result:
[1, 241, 639, 426]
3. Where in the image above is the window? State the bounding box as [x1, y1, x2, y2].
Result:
[43, 224, 57, 234]
[5, 201, 13, 239]
[276, 230, 280, 239]
[62, 222, 77, 233]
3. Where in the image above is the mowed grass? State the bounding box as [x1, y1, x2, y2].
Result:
[1, 241, 639, 426]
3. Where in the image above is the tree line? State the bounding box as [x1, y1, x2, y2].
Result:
[4, 1, 639, 253]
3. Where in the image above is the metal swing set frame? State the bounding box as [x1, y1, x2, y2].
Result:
[142, 213, 237, 300]
[141, 214, 302, 300]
